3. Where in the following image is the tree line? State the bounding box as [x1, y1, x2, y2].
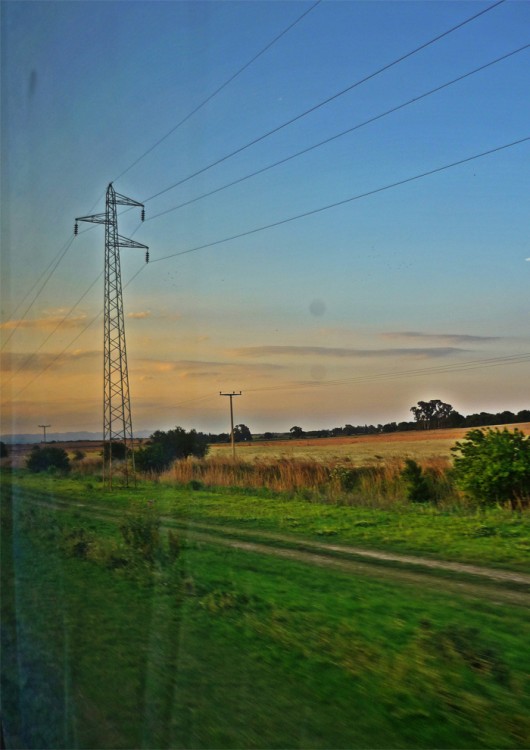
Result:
[260, 402, 530, 440]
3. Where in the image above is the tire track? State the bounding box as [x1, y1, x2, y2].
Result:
[16, 493, 530, 606]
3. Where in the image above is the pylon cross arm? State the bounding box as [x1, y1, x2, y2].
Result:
[76, 213, 106, 225]
[117, 235, 149, 250]
[114, 192, 144, 208]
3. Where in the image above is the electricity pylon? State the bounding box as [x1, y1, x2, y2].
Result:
[75, 183, 148, 487]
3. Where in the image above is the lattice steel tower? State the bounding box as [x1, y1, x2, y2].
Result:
[75, 183, 148, 487]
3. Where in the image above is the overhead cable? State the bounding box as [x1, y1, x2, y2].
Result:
[3, 272, 103, 386]
[147, 43, 530, 223]
[112, 0, 322, 184]
[1, 236, 75, 352]
[8, 264, 147, 399]
[143, 0, 506, 206]
[150, 136, 530, 264]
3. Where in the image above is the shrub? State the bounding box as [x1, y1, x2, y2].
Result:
[120, 503, 161, 562]
[135, 427, 209, 473]
[329, 466, 358, 492]
[26, 445, 71, 474]
[73, 449, 86, 461]
[451, 428, 530, 509]
[0, 441, 9, 458]
[102, 442, 127, 461]
[400, 459, 432, 503]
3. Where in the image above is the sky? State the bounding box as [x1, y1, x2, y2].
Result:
[1, 0, 529, 438]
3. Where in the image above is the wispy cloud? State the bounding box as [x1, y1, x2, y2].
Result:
[231, 345, 466, 359]
[135, 357, 284, 380]
[0, 314, 88, 331]
[381, 331, 502, 344]
[127, 310, 152, 319]
[1, 349, 99, 372]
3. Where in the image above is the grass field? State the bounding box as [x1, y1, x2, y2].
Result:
[2, 472, 530, 749]
[2, 425, 529, 749]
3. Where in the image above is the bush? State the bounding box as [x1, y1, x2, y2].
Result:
[102, 441, 127, 461]
[135, 427, 209, 473]
[120, 503, 161, 562]
[451, 428, 530, 509]
[400, 459, 432, 503]
[26, 445, 71, 474]
[0, 441, 9, 458]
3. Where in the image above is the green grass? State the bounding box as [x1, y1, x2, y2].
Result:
[9, 471, 530, 571]
[2, 474, 530, 749]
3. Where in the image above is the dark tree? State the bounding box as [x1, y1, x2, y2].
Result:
[289, 426, 304, 439]
[26, 446, 70, 473]
[135, 427, 209, 473]
[410, 399, 456, 429]
[233, 424, 252, 442]
[0, 441, 8, 458]
[102, 441, 127, 461]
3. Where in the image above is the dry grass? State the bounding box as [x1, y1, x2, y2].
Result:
[160, 453, 454, 507]
[163, 456, 330, 494]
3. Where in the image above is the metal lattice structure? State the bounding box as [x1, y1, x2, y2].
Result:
[76, 183, 148, 487]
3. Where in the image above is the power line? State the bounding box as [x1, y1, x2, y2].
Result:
[243, 353, 530, 395]
[151, 136, 530, 264]
[8, 263, 147, 400]
[112, 0, 322, 184]
[2, 272, 103, 386]
[147, 43, 530, 224]
[1, 188, 107, 349]
[2, 0, 319, 339]
[1, 236, 75, 352]
[123, 352, 530, 416]
[1, 0, 505, 341]
[5, 236, 73, 321]
[143, 0, 506, 207]
[7, 135, 527, 397]
[6, 41, 523, 364]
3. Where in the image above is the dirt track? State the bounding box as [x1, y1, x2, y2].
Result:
[16, 493, 530, 608]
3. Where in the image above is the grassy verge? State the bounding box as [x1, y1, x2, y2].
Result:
[2, 479, 530, 749]
[7, 471, 530, 571]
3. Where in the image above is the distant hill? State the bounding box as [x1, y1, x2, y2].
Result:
[1, 430, 153, 444]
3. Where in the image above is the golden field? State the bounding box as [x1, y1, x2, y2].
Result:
[209, 423, 530, 466]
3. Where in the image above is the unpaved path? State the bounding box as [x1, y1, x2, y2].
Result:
[15, 493, 530, 606]
[175, 518, 530, 586]
[182, 528, 530, 607]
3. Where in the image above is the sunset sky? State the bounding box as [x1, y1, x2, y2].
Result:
[1, 0, 529, 438]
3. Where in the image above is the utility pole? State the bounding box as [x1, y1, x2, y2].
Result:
[220, 391, 242, 459]
[75, 183, 149, 488]
[38, 424, 51, 443]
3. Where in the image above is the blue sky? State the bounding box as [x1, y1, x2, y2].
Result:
[1, 0, 529, 436]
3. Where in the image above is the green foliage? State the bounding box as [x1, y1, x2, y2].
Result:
[424, 624, 510, 685]
[329, 465, 359, 491]
[400, 459, 432, 503]
[410, 399, 457, 429]
[233, 423, 252, 442]
[0, 441, 9, 458]
[102, 441, 127, 460]
[135, 426, 209, 473]
[167, 529, 181, 561]
[26, 445, 71, 474]
[119, 502, 161, 562]
[451, 428, 530, 508]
